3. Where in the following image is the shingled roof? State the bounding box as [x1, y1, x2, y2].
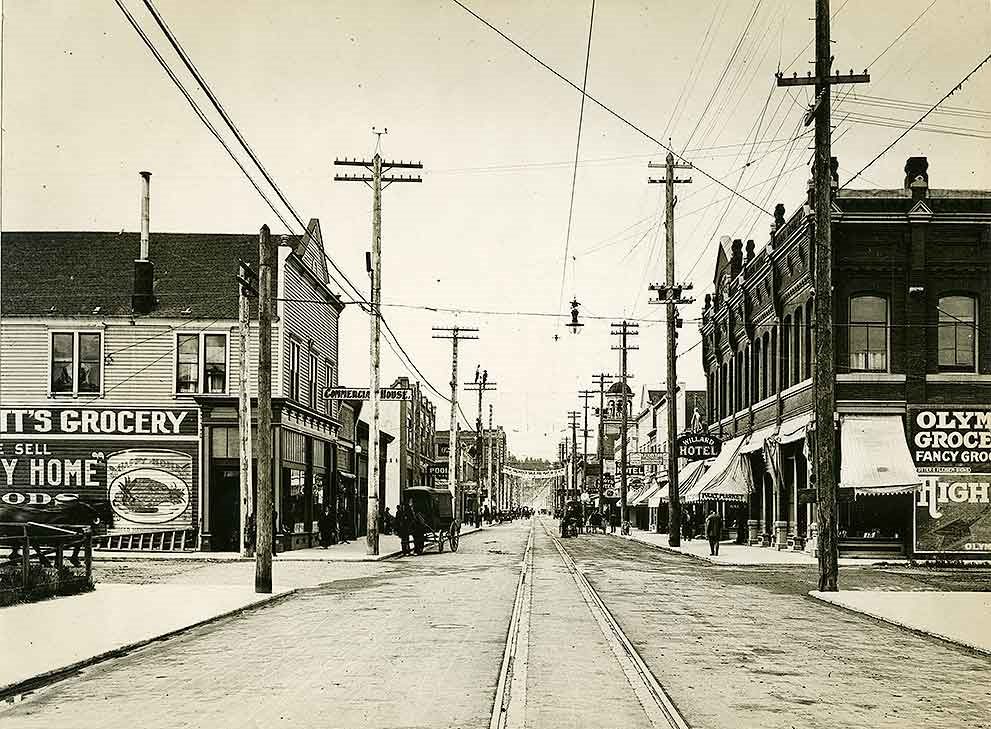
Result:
[2, 231, 262, 319]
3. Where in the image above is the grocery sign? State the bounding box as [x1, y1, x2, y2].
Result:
[910, 407, 991, 554]
[322, 387, 412, 401]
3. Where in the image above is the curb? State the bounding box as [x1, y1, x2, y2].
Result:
[807, 592, 991, 658]
[0, 588, 298, 703]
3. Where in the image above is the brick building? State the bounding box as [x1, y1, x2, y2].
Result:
[694, 157, 991, 558]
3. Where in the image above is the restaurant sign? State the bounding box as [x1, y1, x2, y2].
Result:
[677, 433, 721, 461]
[910, 407, 991, 554]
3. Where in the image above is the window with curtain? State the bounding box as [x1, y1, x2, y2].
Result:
[849, 295, 888, 372]
[176, 334, 200, 393]
[938, 295, 977, 371]
[289, 341, 301, 401]
[204, 334, 227, 393]
[308, 353, 318, 410]
[50, 331, 103, 395]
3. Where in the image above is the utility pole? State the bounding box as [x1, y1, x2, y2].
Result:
[648, 151, 694, 544]
[465, 371, 496, 524]
[236, 261, 258, 557]
[487, 403, 494, 513]
[567, 411, 580, 502]
[610, 322, 638, 528]
[591, 373, 615, 495]
[334, 133, 422, 556]
[775, 0, 868, 592]
[578, 390, 595, 495]
[255, 225, 274, 594]
[433, 326, 479, 522]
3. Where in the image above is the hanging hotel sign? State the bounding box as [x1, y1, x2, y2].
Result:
[321, 387, 413, 401]
[677, 433, 722, 461]
[910, 407, 991, 554]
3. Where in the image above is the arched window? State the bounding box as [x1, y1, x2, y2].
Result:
[735, 354, 743, 413]
[762, 331, 770, 398]
[770, 330, 778, 394]
[849, 295, 888, 372]
[752, 339, 761, 403]
[794, 307, 803, 383]
[804, 300, 813, 380]
[938, 295, 977, 372]
[782, 315, 792, 389]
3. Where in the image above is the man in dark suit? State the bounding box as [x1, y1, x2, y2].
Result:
[705, 508, 724, 556]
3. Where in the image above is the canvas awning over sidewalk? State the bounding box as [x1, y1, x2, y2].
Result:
[839, 415, 921, 495]
[683, 434, 749, 503]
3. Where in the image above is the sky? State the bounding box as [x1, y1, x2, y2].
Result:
[3, 0, 990, 459]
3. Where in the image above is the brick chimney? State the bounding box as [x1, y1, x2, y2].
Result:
[132, 171, 156, 314]
[730, 239, 743, 278]
[905, 156, 929, 201]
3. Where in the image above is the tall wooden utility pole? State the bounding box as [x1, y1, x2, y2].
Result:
[567, 411, 580, 502]
[578, 389, 595, 494]
[334, 136, 422, 555]
[591, 373, 615, 495]
[775, 0, 868, 591]
[648, 152, 693, 543]
[465, 371, 496, 523]
[433, 326, 479, 522]
[487, 404, 494, 512]
[255, 226, 274, 594]
[610, 322, 638, 528]
[237, 261, 258, 557]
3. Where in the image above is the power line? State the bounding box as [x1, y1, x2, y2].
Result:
[843, 50, 991, 188]
[447, 0, 773, 217]
[557, 0, 596, 325]
[867, 0, 937, 69]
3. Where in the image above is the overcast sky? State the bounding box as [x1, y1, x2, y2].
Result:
[3, 0, 990, 459]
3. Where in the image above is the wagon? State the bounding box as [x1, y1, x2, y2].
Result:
[406, 487, 460, 553]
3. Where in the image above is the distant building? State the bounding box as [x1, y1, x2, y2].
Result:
[379, 376, 438, 512]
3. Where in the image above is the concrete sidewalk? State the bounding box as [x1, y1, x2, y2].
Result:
[0, 583, 298, 698]
[810, 590, 991, 656]
[619, 527, 895, 566]
[94, 524, 490, 562]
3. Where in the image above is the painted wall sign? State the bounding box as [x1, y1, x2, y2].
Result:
[0, 407, 197, 437]
[107, 450, 193, 527]
[677, 433, 722, 461]
[910, 407, 991, 554]
[322, 387, 412, 401]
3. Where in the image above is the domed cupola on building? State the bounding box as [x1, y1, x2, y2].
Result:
[605, 380, 633, 420]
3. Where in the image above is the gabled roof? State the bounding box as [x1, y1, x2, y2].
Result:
[1, 231, 260, 319]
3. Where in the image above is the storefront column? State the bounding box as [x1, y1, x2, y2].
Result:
[201, 427, 212, 551]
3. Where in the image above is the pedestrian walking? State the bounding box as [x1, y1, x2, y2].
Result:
[609, 508, 619, 534]
[382, 506, 394, 535]
[396, 502, 411, 555]
[318, 505, 335, 548]
[681, 509, 693, 542]
[705, 508, 724, 556]
[483, 505, 491, 525]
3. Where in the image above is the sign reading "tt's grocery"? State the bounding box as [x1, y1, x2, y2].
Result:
[0, 408, 196, 436]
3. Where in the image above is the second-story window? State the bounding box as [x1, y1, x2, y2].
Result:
[938, 295, 977, 372]
[308, 352, 318, 410]
[176, 332, 228, 394]
[849, 295, 888, 372]
[289, 341, 301, 401]
[51, 331, 103, 395]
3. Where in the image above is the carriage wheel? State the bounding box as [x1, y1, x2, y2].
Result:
[438, 531, 445, 553]
[449, 522, 460, 552]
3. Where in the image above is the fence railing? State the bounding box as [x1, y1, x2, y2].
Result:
[0, 523, 94, 605]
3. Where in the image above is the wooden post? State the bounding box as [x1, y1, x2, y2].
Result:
[255, 224, 274, 594]
[366, 153, 383, 556]
[21, 527, 30, 589]
[84, 531, 93, 584]
[238, 262, 255, 558]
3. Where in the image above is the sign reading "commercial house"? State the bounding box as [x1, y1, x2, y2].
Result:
[321, 387, 412, 401]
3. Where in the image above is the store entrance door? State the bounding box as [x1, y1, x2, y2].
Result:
[211, 464, 240, 552]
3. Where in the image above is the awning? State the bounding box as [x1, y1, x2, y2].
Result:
[633, 482, 664, 507]
[779, 411, 814, 445]
[646, 480, 671, 508]
[740, 423, 778, 454]
[337, 471, 356, 480]
[683, 434, 750, 503]
[839, 415, 921, 495]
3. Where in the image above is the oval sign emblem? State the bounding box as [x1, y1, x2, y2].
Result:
[109, 467, 190, 524]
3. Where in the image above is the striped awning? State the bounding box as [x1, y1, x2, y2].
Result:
[839, 415, 921, 495]
[779, 411, 814, 445]
[683, 434, 750, 503]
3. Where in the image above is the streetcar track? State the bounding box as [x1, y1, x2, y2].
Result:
[489, 521, 534, 729]
[543, 519, 692, 729]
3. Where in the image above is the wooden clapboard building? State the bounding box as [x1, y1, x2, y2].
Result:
[696, 157, 991, 558]
[0, 173, 354, 552]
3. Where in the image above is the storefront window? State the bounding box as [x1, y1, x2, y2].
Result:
[313, 470, 326, 532]
[285, 468, 307, 533]
[849, 295, 888, 372]
[938, 295, 977, 371]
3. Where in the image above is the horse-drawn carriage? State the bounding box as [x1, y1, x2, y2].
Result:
[406, 487, 460, 553]
[560, 500, 583, 538]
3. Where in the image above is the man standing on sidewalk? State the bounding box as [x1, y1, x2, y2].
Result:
[705, 509, 723, 556]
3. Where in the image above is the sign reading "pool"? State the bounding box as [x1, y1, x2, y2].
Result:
[677, 433, 721, 461]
